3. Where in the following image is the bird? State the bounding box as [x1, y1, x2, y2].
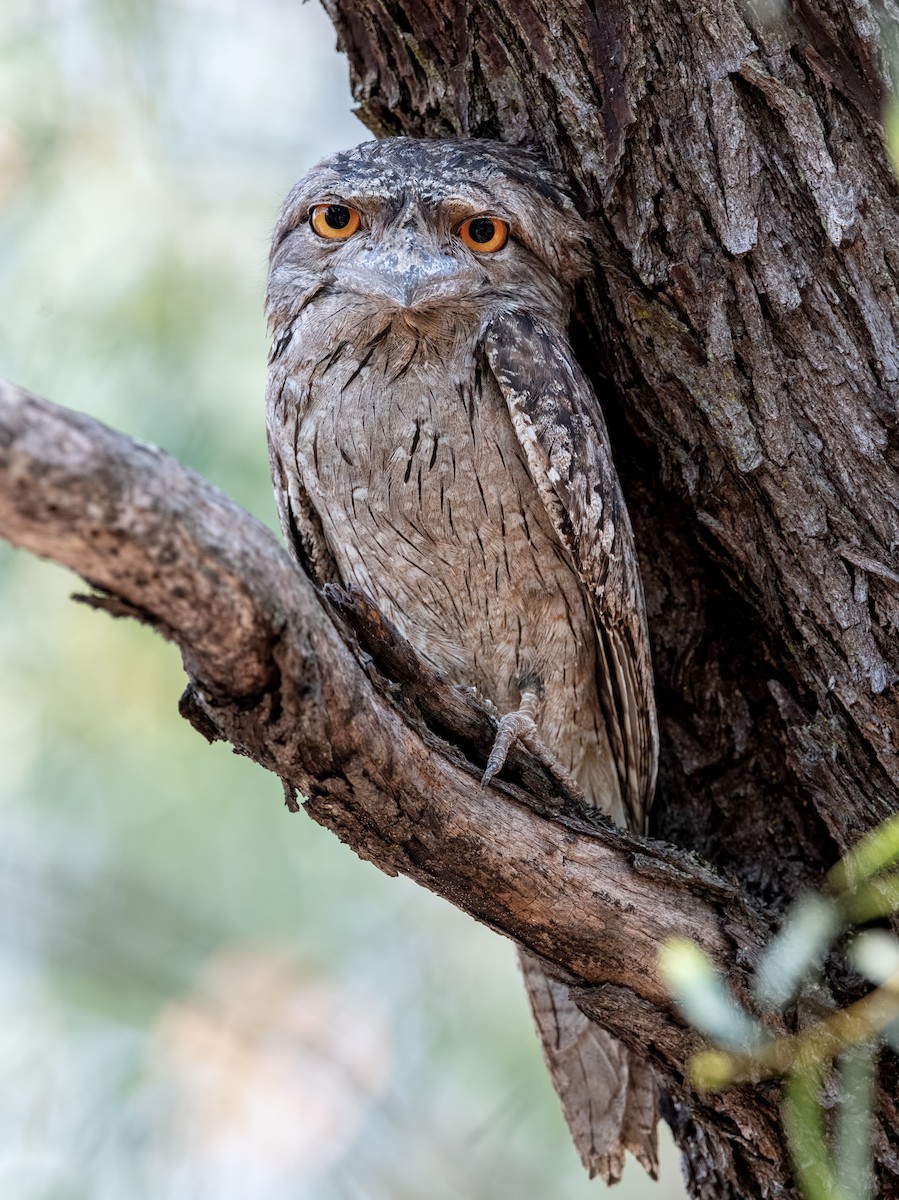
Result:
[265, 136, 659, 1184]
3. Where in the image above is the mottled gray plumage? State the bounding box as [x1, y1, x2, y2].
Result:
[265, 137, 659, 1183]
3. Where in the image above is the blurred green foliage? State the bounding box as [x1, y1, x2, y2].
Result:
[0, 3, 688, 1196]
[662, 815, 899, 1200]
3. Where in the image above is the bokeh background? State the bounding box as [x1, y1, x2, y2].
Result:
[0, 3, 689, 1196]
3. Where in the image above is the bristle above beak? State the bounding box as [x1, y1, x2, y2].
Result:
[340, 245, 482, 310]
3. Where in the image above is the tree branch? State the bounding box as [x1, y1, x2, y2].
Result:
[0, 378, 783, 1182]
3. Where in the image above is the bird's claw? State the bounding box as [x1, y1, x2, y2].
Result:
[480, 690, 585, 802]
[481, 710, 541, 788]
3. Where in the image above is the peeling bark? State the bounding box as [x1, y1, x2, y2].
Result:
[315, 0, 899, 1193]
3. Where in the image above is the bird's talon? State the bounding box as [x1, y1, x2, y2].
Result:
[480, 694, 584, 802]
[481, 709, 538, 788]
[480, 760, 501, 789]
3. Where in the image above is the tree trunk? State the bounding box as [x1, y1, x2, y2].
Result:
[318, 0, 899, 1193]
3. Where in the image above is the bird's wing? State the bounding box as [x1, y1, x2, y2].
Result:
[488, 310, 660, 1181]
[484, 308, 658, 830]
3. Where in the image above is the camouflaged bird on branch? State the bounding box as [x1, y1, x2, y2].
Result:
[265, 137, 659, 1183]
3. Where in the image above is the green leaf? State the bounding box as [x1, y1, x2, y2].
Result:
[828, 814, 899, 894]
[783, 1061, 844, 1200]
[660, 939, 769, 1053]
[843, 872, 899, 924]
[835, 1042, 876, 1200]
[753, 894, 842, 1011]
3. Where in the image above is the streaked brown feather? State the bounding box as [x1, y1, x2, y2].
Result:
[485, 309, 658, 829]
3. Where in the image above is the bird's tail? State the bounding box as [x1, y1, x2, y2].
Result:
[519, 951, 658, 1184]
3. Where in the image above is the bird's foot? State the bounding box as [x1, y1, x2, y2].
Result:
[480, 690, 584, 801]
[481, 707, 541, 788]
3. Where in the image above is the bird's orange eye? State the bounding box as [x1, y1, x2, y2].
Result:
[310, 203, 361, 240]
[457, 216, 509, 253]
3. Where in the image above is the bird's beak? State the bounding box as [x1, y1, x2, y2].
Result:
[340, 244, 481, 309]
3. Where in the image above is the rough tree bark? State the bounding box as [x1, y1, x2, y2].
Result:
[310, 0, 899, 1194]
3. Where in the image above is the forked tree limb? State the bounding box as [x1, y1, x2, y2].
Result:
[0, 377, 786, 1178]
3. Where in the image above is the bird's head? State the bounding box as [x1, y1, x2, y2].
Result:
[267, 138, 591, 346]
